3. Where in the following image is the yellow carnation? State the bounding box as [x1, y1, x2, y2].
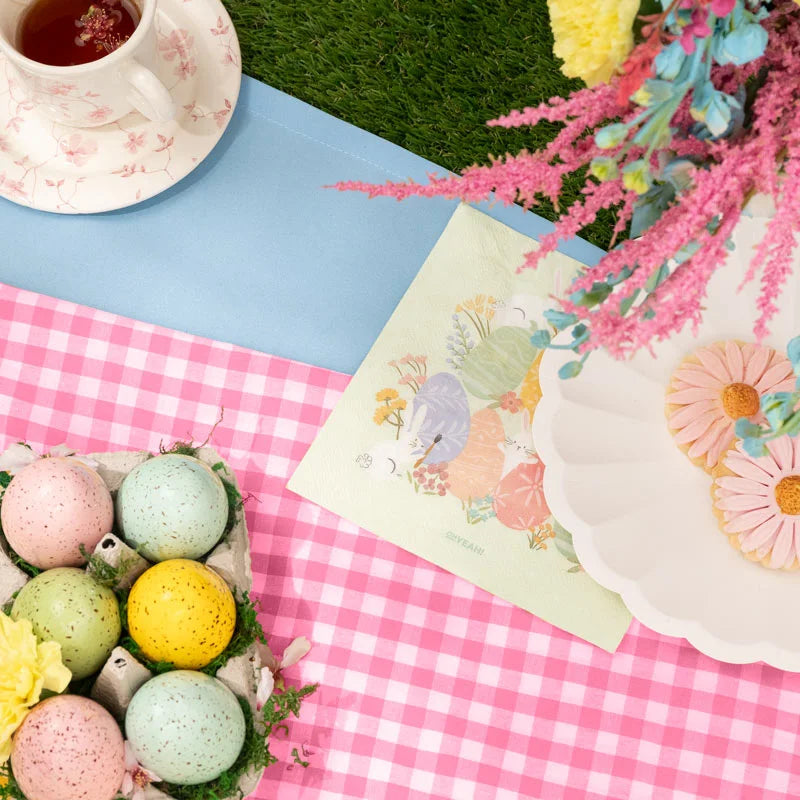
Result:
[0, 614, 71, 764]
[547, 0, 639, 86]
[390, 398, 407, 411]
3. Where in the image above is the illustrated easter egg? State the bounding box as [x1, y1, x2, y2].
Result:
[126, 671, 246, 785]
[12, 568, 121, 679]
[519, 351, 545, 414]
[446, 409, 505, 501]
[408, 373, 471, 463]
[12, 695, 124, 800]
[461, 327, 539, 400]
[1, 457, 113, 569]
[116, 454, 229, 562]
[127, 559, 235, 669]
[493, 461, 550, 531]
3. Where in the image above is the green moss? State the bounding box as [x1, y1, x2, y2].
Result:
[159, 441, 199, 457]
[211, 462, 244, 538]
[291, 747, 310, 768]
[119, 592, 265, 677]
[262, 683, 318, 737]
[79, 544, 140, 591]
[0, 762, 25, 800]
[222, 0, 619, 249]
[5, 547, 40, 579]
[201, 592, 267, 676]
[160, 685, 317, 800]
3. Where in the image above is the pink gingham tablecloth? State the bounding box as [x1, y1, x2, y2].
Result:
[2, 282, 800, 800]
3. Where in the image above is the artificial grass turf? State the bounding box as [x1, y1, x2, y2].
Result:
[221, 0, 618, 251]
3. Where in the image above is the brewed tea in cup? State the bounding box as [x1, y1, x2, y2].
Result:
[19, 0, 142, 67]
[0, 0, 176, 126]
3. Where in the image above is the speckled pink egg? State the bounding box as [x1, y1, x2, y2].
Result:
[1, 457, 113, 569]
[11, 695, 125, 800]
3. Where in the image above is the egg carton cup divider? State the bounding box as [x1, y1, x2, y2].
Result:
[0, 447, 264, 800]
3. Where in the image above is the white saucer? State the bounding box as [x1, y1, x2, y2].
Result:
[0, 0, 241, 213]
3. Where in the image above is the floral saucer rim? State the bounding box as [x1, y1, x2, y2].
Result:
[0, 0, 241, 214]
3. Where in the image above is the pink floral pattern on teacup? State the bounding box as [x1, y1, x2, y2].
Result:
[124, 132, 147, 153]
[0, 0, 241, 213]
[158, 29, 193, 61]
[158, 29, 197, 82]
[45, 82, 78, 97]
[88, 105, 114, 123]
[0, 172, 27, 199]
[61, 134, 99, 167]
[210, 15, 239, 67]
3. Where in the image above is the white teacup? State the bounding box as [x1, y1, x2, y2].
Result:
[0, 0, 176, 127]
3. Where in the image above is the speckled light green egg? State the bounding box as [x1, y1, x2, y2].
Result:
[116, 454, 229, 562]
[125, 671, 246, 785]
[11, 568, 121, 680]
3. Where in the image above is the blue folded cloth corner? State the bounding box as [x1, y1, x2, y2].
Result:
[0, 76, 603, 374]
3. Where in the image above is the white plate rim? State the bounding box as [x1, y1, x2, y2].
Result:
[532, 216, 800, 671]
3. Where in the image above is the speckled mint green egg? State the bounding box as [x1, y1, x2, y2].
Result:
[11, 568, 121, 680]
[125, 671, 246, 785]
[116, 454, 229, 562]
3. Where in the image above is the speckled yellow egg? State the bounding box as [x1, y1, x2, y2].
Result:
[115, 454, 229, 562]
[1, 457, 113, 569]
[11, 568, 121, 680]
[127, 559, 235, 669]
[12, 695, 125, 800]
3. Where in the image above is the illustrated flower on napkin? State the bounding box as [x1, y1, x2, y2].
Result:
[121, 741, 162, 800]
[256, 637, 312, 709]
[0, 615, 72, 763]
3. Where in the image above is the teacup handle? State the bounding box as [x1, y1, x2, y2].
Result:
[122, 60, 176, 123]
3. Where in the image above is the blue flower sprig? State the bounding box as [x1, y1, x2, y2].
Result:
[591, 1, 769, 194]
[736, 337, 800, 457]
[532, 0, 771, 381]
[532, 262, 673, 379]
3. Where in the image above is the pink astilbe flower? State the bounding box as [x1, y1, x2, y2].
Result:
[337, 1, 800, 361]
[751, 153, 800, 339]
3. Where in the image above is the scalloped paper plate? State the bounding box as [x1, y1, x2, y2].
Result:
[532, 214, 800, 670]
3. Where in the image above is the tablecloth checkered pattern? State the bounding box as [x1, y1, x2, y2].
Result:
[3, 281, 800, 800]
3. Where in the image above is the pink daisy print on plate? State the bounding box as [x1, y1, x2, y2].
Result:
[712, 437, 800, 571]
[666, 340, 795, 472]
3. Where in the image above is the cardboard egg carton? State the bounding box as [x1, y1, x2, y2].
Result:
[0, 448, 264, 800]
